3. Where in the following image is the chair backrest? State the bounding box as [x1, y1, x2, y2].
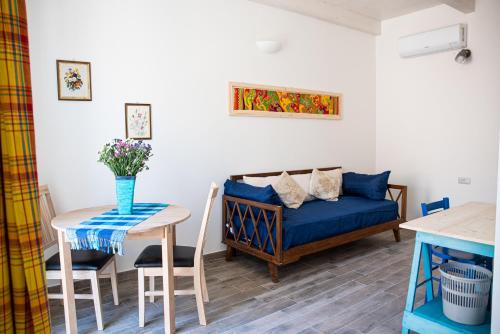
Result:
[194, 182, 219, 264]
[39, 185, 58, 250]
[421, 197, 450, 216]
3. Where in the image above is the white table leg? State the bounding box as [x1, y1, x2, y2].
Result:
[162, 225, 175, 334]
[57, 230, 77, 333]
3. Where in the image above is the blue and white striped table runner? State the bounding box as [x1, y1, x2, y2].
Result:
[66, 203, 168, 255]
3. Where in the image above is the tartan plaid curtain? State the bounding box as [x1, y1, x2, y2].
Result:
[0, 0, 51, 332]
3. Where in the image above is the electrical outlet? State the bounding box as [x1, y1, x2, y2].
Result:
[458, 177, 471, 185]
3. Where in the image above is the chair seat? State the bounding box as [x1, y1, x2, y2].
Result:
[134, 245, 195, 268]
[46, 250, 114, 271]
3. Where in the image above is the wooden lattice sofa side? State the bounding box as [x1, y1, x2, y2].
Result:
[222, 195, 283, 282]
[222, 168, 408, 283]
[387, 183, 408, 242]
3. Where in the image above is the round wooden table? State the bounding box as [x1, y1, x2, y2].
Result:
[52, 204, 191, 334]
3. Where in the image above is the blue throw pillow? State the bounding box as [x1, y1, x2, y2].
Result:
[342, 171, 391, 200]
[224, 180, 281, 205]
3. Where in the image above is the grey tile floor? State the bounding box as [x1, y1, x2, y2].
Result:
[50, 229, 425, 334]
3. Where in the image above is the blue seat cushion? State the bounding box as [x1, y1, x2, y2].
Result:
[282, 196, 398, 250]
[224, 179, 281, 205]
[342, 171, 391, 200]
[227, 195, 398, 254]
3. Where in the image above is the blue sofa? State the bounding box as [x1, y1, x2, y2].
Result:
[222, 167, 407, 282]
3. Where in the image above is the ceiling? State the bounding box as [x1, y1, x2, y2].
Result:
[249, 0, 475, 34]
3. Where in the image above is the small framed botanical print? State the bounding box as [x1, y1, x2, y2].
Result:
[56, 60, 92, 101]
[125, 103, 152, 139]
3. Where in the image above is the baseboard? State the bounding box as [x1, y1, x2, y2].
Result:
[203, 249, 226, 261]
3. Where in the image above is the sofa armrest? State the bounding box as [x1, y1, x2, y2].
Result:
[387, 184, 407, 222]
[222, 195, 283, 259]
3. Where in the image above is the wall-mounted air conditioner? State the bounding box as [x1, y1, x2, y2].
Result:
[399, 23, 467, 58]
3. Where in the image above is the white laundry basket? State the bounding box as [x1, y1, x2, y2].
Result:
[439, 262, 492, 325]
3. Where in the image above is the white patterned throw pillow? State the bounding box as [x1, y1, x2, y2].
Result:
[244, 173, 315, 202]
[272, 171, 307, 209]
[325, 168, 343, 195]
[243, 175, 280, 187]
[290, 173, 315, 202]
[309, 168, 341, 201]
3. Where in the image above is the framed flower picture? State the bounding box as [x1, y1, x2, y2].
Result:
[56, 60, 92, 101]
[125, 103, 152, 139]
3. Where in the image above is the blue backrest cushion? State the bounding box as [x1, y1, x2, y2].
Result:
[224, 180, 281, 205]
[342, 171, 391, 200]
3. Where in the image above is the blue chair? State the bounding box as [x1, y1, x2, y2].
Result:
[421, 197, 489, 296]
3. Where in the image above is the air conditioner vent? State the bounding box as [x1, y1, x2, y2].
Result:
[399, 24, 467, 58]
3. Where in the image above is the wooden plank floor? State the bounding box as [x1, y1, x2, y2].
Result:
[50, 229, 426, 334]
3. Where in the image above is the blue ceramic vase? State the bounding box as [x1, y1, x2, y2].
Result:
[115, 176, 135, 215]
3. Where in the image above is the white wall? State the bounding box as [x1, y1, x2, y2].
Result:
[493, 135, 500, 333]
[27, 0, 376, 271]
[376, 0, 500, 219]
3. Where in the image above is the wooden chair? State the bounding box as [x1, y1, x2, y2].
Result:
[134, 182, 219, 327]
[40, 185, 119, 331]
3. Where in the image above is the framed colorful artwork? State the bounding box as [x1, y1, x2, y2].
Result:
[56, 60, 92, 101]
[229, 82, 342, 120]
[125, 103, 152, 140]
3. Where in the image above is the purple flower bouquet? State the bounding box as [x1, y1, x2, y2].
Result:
[98, 139, 153, 214]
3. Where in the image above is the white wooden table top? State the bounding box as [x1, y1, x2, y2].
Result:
[51, 204, 191, 234]
[400, 202, 496, 246]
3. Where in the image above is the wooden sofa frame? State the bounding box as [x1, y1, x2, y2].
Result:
[222, 167, 407, 283]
